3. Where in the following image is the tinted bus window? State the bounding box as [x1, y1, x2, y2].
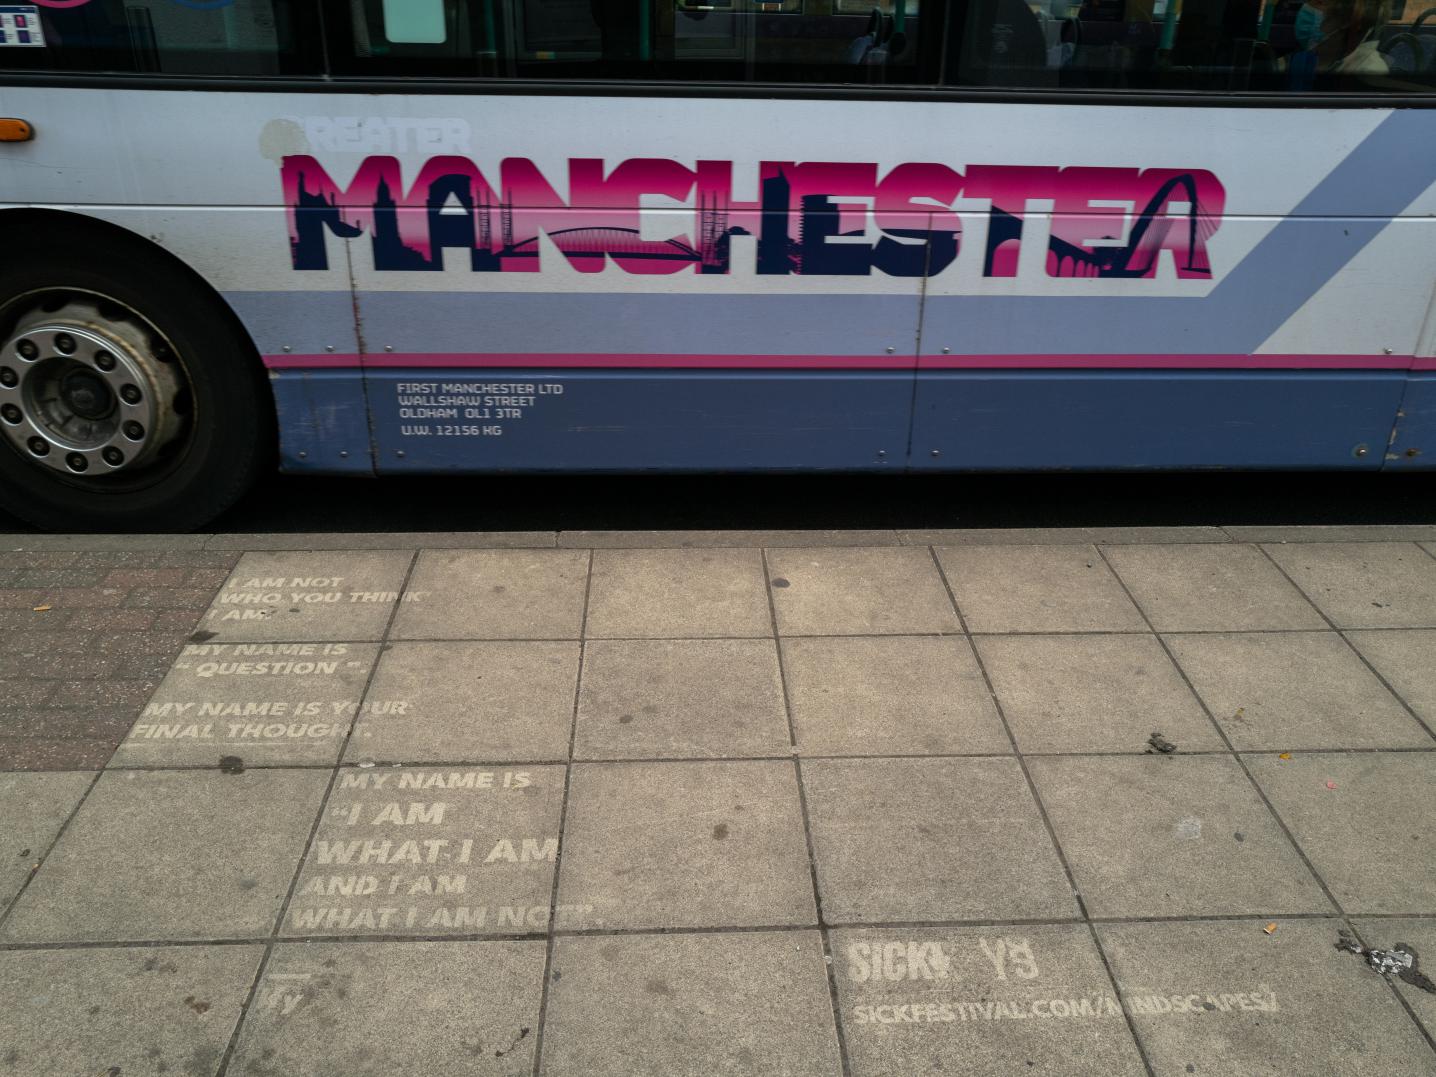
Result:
[952, 0, 1436, 90]
[338, 0, 941, 84]
[0, 0, 315, 76]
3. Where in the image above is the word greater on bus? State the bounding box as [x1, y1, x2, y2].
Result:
[283, 156, 1225, 280]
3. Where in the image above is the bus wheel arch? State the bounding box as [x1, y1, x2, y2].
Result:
[0, 208, 275, 532]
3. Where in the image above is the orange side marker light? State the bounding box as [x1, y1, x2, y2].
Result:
[0, 119, 34, 143]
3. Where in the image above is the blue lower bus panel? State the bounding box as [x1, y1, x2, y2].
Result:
[365, 370, 914, 472]
[909, 371, 1407, 470]
[270, 370, 375, 474]
[1388, 374, 1436, 470]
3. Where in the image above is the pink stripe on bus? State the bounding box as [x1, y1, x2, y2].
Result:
[262, 352, 1418, 371]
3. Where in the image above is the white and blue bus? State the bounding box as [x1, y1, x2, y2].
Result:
[0, 0, 1432, 530]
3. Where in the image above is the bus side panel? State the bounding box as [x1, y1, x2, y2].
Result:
[267, 370, 375, 472]
[366, 369, 908, 470]
[910, 371, 1404, 470]
[348, 288, 923, 473]
[1387, 375, 1436, 470]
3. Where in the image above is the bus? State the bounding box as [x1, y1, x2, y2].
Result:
[0, 0, 1432, 531]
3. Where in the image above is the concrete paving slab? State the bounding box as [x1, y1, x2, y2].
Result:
[1098, 918, 1436, 1076]
[584, 548, 771, 638]
[2, 769, 328, 943]
[803, 757, 1078, 923]
[1102, 544, 1325, 632]
[782, 635, 1009, 756]
[1350, 918, 1436, 1041]
[1264, 542, 1436, 629]
[540, 930, 842, 1076]
[286, 765, 565, 937]
[110, 642, 380, 767]
[976, 633, 1224, 754]
[1166, 632, 1430, 750]
[937, 545, 1146, 633]
[1246, 752, 1436, 915]
[232, 939, 547, 1075]
[0, 771, 92, 912]
[390, 548, 589, 640]
[832, 924, 1146, 1076]
[1029, 755, 1330, 919]
[767, 546, 961, 635]
[574, 639, 790, 760]
[1346, 630, 1436, 728]
[346, 641, 579, 764]
[196, 551, 415, 642]
[903, 526, 1229, 546]
[205, 531, 554, 550]
[556, 761, 815, 930]
[560, 528, 901, 547]
[0, 944, 263, 1077]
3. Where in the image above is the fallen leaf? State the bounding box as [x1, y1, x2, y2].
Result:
[31, 604, 50, 612]
[1326, 780, 1338, 790]
[1278, 752, 1291, 760]
[1263, 923, 1278, 935]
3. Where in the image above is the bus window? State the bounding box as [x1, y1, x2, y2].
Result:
[950, 0, 1436, 89]
[0, 1, 315, 77]
[336, 0, 942, 84]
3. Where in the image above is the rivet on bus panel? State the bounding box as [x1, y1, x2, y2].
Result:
[0, 119, 33, 143]
[282, 345, 292, 353]
[384, 345, 394, 352]
[885, 346, 895, 354]
[1353, 445, 1370, 458]
[1384, 347, 1394, 355]
[396, 450, 406, 458]
[930, 449, 941, 458]
[942, 347, 951, 354]
[339, 450, 349, 459]
[325, 345, 336, 353]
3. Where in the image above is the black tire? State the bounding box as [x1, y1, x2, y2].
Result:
[0, 220, 272, 532]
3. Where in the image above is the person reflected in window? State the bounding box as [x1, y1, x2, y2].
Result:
[1315, 0, 1392, 72]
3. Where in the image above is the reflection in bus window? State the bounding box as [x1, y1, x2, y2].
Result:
[1, 1, 305, 76]
[341, 0, 935, 83]
[953, 0, 1436, 89]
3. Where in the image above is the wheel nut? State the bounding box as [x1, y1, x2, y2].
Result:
[0, 367, 15, 387]
[65, 452, 88, 472]
[102, 446, 125, 467]
[0, 403, 19, 424]
[16, 340, 38, 361]
[123, 420, 144, 440]
[54, 334, 76, 355]
[27, 437, 49, 456]
[94, 351, 117, 371]
[119, 384, 142, 405]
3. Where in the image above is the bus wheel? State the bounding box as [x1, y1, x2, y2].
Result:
[0, 242, 271, 532]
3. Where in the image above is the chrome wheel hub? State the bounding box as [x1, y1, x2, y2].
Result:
[0, 299, 185, 476]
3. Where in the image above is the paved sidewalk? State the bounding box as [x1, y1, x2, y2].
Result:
[2, 527, 1435, 1075]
